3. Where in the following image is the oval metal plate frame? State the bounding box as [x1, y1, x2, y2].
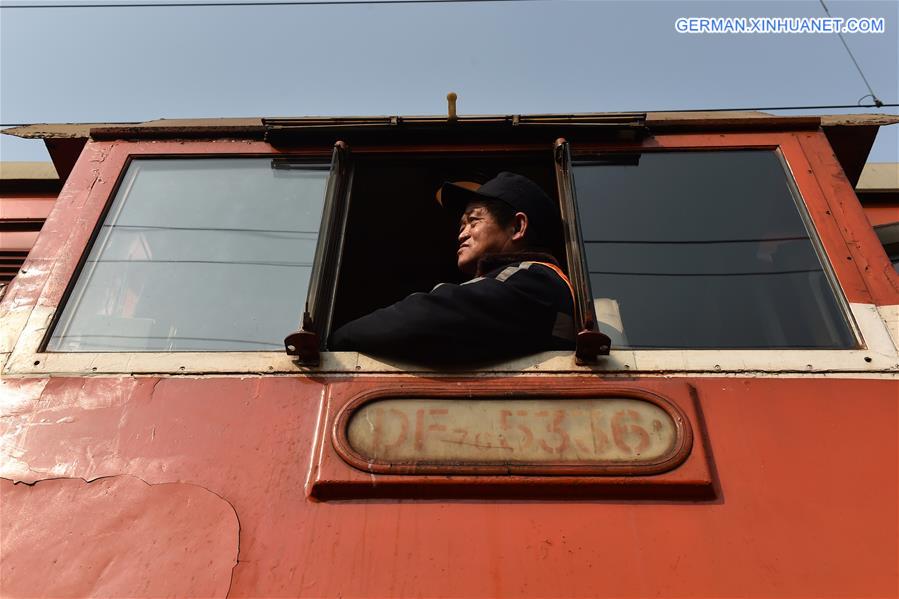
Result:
[332, 385, 693, 476]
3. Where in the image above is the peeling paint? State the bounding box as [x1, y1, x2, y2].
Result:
[0, 377, 49, 415]
[1, 474, 238, 598]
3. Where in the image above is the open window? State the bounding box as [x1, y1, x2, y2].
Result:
[284, 142, 353, 363]
[327, 151, 564, 334]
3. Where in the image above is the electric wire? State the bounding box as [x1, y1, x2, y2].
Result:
[84, 258, 314, 266]
[101, 224, 319, 234]
[57, 334, 282, 346]
[818, 0, 884, 107]
[584, 236, 810, 245]
[589, 268, 824, 277]
[0, 0, 891, 112]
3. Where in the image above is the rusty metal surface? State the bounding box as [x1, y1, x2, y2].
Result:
[1, 118, 263, 139]
[820, 114, 899, 127]
[1, 474, 238, 598]
[3, 112, 895, 141]
[1, 123, 103, 139]
[3, 114, 893, 186]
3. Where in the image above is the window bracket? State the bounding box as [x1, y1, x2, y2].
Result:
[284, 141, 353, 364]
[554, 138, 611, 363]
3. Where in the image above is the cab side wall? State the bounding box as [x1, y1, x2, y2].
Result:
[1, 128, 897, 598]
[1, 375, 896, 597]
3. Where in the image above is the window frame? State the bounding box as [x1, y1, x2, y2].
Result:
[563, 143, 862, 352]
[42, 153, 333, 355]
[284, 141, 354, 363]
[2, 131, 897, 376]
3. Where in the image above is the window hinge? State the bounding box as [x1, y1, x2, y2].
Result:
[284, 311, 320, 365]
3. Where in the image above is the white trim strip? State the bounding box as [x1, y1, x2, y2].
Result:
[4, 303, 898, 377]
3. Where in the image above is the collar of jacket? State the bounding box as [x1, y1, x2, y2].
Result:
[475, 252, 561, 277]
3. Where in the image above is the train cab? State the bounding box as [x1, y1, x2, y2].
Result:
[1, 110, 897, 598]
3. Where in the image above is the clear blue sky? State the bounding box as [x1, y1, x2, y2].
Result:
[2, 0, 897, 162]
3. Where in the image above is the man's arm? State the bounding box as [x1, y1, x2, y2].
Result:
[328, 264, 573, 364]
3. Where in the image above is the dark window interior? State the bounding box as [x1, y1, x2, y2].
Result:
[873, 222, 899, 273]
[330, 153, 560, 333]
[572, 150, 857, 349]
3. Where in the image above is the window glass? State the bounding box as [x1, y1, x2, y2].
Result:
[873, 222, 899, 274]
[573, 151, 856, 349]
[48, 158, 328, 351]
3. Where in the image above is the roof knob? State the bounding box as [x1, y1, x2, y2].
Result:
[447, 92, 458, 122]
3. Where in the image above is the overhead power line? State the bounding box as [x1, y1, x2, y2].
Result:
[818, 0, 884, 108]
[1, 0, 533, 8]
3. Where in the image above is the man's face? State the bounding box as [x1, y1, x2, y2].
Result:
[457, 203, 516, 275]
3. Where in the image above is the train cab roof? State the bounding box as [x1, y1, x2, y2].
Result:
[4, 110, 898, 185]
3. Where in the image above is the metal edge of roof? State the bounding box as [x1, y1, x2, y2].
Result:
[3, 112, 896, 140]
[820, 114, 899, 127]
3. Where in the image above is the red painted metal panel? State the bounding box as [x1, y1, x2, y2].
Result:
[795, 130, 899, 304]
[0, 231, 39, 251]
[864, 203, 899, 227]
[0, 376, 895, 597]
[0, 475, 238, 598]
[311, 379, 713, 499]
[0, 193, 57, 220]
[1, 133, 896, 597]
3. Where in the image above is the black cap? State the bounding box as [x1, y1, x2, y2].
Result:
[440, 172, 559, 247]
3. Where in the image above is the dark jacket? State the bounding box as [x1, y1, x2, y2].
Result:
[329, 252, 575, 364]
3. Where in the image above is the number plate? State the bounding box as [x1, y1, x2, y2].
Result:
[343, 398, 678, 466]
